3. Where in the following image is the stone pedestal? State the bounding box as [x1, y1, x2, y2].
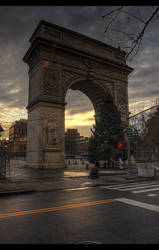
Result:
[26, 104, 65, 169]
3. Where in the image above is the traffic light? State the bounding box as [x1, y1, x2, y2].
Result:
[118, 141, 123, 148]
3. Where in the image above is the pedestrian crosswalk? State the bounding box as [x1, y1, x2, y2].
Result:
[100, 181, 159, 194]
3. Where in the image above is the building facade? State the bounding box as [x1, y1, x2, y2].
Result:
[8, 119, 27, 158]
[65, 128, 88, 158]
[74, 136, 89, 158]
[9, 119, 27, 141]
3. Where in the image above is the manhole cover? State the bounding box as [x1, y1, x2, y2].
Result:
[75, 240, 101, 244]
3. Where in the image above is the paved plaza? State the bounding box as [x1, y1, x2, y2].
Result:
[0, 159, 159, 196]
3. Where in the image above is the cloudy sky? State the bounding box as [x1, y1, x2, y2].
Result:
[0, 6, 159, 138]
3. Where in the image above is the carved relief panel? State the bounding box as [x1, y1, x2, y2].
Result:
[41, 113, 60, 148]
[42, 67, 60, 98]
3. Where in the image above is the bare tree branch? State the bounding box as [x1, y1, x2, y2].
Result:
[102, 6, 123, 19]
[103, 6, 124, 33]
[126, 6, 159, 59]
[120, 9, 146, 24]
[102, 6, 159, 60]
[111, 28, 136, 41]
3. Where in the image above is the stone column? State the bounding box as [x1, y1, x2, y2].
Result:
[26, 103, 65, 169]
[25, 59, 65, 168]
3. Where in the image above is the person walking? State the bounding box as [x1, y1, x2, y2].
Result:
[95, 160, 100, 169]
[89, 160, 100, 178]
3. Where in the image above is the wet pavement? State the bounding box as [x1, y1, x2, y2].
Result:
[6, 160, 130, 181]
[1, 161, 159, 244]
[7, 159, 93, 181]
[0, 159, 159, 195]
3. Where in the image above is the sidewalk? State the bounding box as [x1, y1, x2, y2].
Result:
[0, 164, 159, 196]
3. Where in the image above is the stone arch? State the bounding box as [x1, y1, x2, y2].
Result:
[23, 20, 133, 168]
[64, 77, 109, 120]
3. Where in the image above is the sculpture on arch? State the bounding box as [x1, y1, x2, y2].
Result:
[41, 112, 59, 147]
[23, 20, 133, 168]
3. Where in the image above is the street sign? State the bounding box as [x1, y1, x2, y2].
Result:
[126, 127, 133, 138]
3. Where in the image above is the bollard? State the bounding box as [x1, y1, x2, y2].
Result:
[85, 163, 89, 170]
[154, 167, 156, 177]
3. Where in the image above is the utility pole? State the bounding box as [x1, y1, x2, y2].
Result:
[120, 96, 133, 178]
[126, 104, 133, 178]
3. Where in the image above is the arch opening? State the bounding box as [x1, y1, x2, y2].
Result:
[64, 79, 107, 159]
[65, 89, 95, 137]
[65, 79, 107, 120]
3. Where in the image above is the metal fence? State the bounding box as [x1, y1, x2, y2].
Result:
[0, 146, 10, 179]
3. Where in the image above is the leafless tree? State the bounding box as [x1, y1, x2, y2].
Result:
[102, 6, 159, 60]
[129, 98, 159, 160]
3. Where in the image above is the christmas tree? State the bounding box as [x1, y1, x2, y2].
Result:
[88, 91, 125, 167]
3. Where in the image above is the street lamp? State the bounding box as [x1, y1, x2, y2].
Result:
[120, 97, 133, 178]
[125, 101, 135, 179]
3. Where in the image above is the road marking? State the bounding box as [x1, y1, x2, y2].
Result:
[100, 182, 159, 193]
[65, 187, 92, 192]
[103, 181, 157, 190]
[132, 187, 159, 194]
[0, 199, 116, 219]
[116, 197, 159, 213]
[147, 193, 158, 197]
[120, 184, 159, 191]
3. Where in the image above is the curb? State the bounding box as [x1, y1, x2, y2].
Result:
[0, 174, 159, 197]
[100, 172, 127, 176]
[0, 190, 35, 197]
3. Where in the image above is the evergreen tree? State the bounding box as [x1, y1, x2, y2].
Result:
[88, 91, 125, 166]
[87, 135, 100, 163]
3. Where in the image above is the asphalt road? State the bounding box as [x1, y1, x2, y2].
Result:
[1, 181, 159, 244]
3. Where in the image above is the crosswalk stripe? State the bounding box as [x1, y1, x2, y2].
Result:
[116, 197, 159, 213]
[132, 187, 159, 194]
[105, 183, 141, 189]
[105, 181, 157, 190]
[119, 184, 159, 191]
[100, 181, 159, 194]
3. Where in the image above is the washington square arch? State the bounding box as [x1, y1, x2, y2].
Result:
[23, 20, 133, 169]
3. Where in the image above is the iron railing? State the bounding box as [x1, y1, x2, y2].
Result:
[0, 146, 10, 179]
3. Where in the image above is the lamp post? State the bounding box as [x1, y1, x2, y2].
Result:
[125, 105, 133, 178]
[120, 97, 133, 178]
